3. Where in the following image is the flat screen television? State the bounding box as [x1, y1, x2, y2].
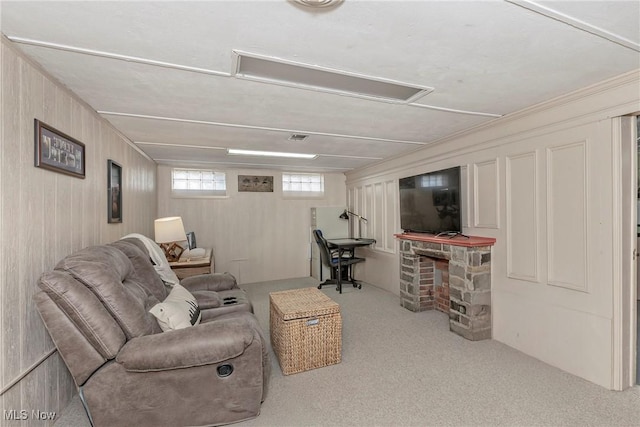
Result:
[399, 166, 461, 235]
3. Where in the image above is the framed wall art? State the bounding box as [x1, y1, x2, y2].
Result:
[34, 119, 85, 178]
[107, 160, 122, 223]
[238, 175, 274, 192]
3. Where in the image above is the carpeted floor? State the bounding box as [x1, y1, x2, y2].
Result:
[55, 277, 640, 426]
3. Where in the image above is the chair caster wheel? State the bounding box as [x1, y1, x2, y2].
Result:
[358, 284, 362, 289]
[317, 284, 322, 289]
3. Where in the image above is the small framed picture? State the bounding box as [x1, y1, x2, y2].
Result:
[186, 231, 197, 250]
[34, 119, 85, 178]
[107, 160, 122, 223]
[238, 175, 274, 192]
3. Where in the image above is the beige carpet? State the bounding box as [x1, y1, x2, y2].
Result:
[56, 277, 640, 426]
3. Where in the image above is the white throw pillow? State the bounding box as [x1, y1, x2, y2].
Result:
[149, 284, 202, 331]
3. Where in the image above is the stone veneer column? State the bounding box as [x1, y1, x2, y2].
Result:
[398, 237, 493, 341]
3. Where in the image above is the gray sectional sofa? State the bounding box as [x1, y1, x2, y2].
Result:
[34, 238, 270, 427]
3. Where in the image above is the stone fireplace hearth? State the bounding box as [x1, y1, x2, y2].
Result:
[395, 233, 496, 341]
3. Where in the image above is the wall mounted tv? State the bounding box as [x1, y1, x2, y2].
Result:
[399, 166, 461, 235]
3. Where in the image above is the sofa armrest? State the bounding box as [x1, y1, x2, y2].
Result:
[116, 318, 255, 372]
[181, 272, 237, 292]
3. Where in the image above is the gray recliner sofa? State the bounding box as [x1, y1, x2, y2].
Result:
[34, 240, 270, 427]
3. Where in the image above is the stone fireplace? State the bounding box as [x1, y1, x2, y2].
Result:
[396, 233, 496, 341]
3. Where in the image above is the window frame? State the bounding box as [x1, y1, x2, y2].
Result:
[282, 172, 325, 198]
[170, 167, 228, 198]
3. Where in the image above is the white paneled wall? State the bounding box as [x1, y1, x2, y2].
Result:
[157, 166, 346, 284]
[347, 179, 397, 253]
[546, 141, 588, 292]
[346, 70, 640, 389]
[0, 38, 157, 423]
[506, 151, 539, 282]
[473, 159, 500, 228]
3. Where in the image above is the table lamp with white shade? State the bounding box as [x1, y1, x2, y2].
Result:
[154, 216, 187, 261]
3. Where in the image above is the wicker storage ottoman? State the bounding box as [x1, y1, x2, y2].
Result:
[269, 287, 342, 375]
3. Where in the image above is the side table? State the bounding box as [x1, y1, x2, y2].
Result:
[168, 248, 213, 279]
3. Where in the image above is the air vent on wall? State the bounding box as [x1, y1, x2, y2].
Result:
[288, 134, 309, 141]
[232, 50, 433, 104]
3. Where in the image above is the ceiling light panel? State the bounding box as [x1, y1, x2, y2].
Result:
[227, 148, 317, 159]
[232, 51, 433, 104]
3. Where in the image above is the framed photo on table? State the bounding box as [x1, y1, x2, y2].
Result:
[107, 160, 122, 223]
[34, 119, 85, 178]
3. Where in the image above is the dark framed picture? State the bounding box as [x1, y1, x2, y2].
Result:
[34, 119, 85, 178]
[186, 231, 197, 250]
[107, 160, 122, 223]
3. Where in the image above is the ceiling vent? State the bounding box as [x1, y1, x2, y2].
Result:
[232, 50, 433, 104]
[292, 0, 343, 8]
[288, 134, 309, 141]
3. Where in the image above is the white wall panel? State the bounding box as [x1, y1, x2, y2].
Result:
[506, 152, 539, 282]
[473, 159, 499, 228]
[364, 184, 373, 239]
[384, 180, 397, 252]
[493, 290, 611, 386]
[157, 166, 346, 284]
[346, 180, 397, 252]
[546, 141, 588, 292]
[374, 183, 384, 247]
[350, 185, 363, 237]
[345, 71, 640, 389]
[461, 165, 471, 228]
[0, 39, 157, 421]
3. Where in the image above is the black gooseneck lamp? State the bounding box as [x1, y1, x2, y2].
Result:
[339, 209, 368, 239]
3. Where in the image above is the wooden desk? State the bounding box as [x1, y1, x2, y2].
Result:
[325, 238, 375, 293]
[169, 248, 213, 279]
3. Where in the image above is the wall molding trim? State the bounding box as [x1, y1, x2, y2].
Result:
[0, 348, 57, 396]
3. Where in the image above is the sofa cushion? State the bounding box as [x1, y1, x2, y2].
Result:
[149, 284, 202, 331]
[120, 233, 180, 286]
[55, 245, 161, 339]
[38, 270, 126, 360]
[110, 239, 168, 302]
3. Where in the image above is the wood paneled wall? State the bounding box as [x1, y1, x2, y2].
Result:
[345, 70, 640, 390]
[157, 166, 346, 284]
[0, 38, 157, 424]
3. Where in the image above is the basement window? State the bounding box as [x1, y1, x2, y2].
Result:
[282, 173, 324, 197]
[171, 168, 227, 197]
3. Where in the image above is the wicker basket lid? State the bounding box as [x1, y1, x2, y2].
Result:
[270, 287, 340, 320]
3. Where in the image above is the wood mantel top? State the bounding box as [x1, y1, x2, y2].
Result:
[394, 232, 496, 248]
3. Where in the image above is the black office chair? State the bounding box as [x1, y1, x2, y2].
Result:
[313, 229, 364, 290]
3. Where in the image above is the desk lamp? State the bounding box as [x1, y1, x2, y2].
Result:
[154, 216, 187, 261]
[339, 209, 368, 239]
